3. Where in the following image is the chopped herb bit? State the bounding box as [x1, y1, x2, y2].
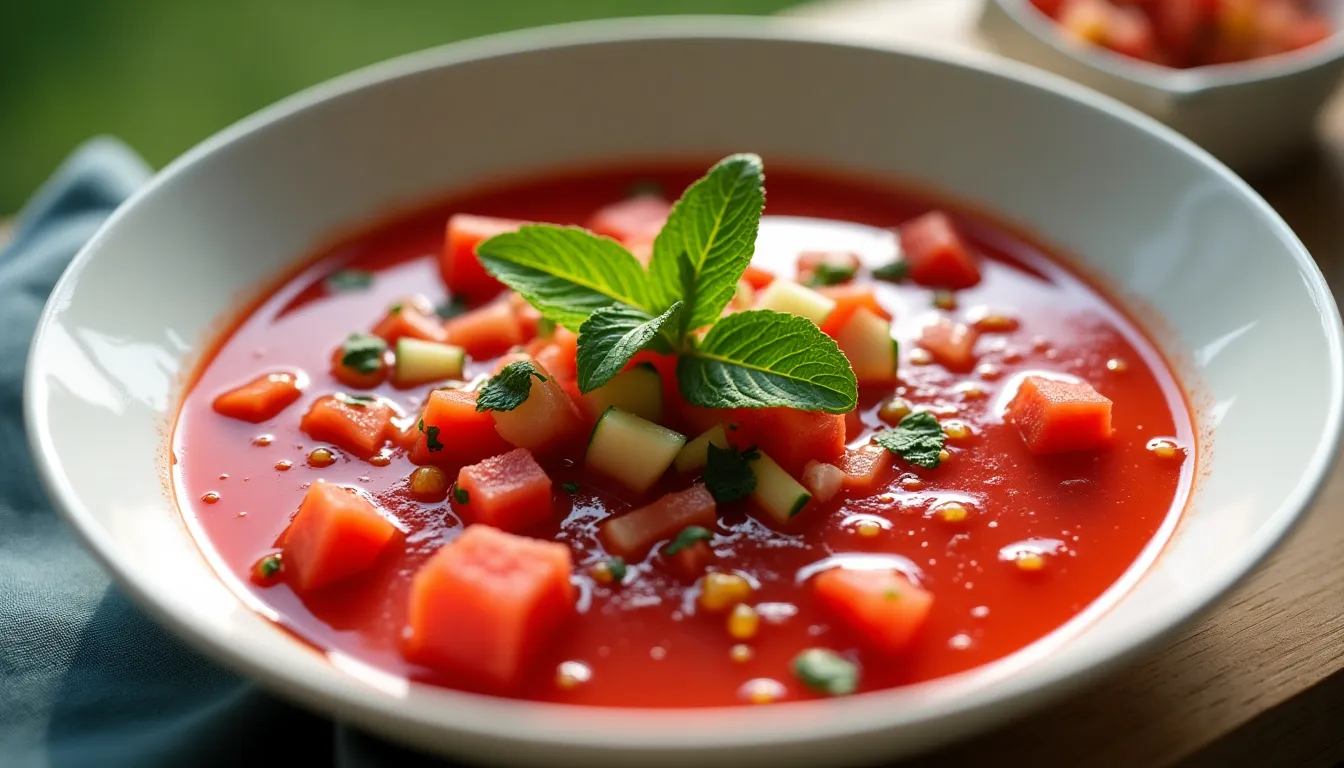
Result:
[932, 289, 957, 310]
[389, 302, 404, 315]
[258, 555, 282, 579]
[339, 333, 387, 374]
[663, 525, 713, 556]
[326, 269, 374, 292]
[704, 443, 759, 503]
[806, 262, 857, 287]
[452, 485, 469, 504]
[792, 648, 859, 696]
[561, 481, 581, 495]
[874, 411, 946, 469]
[872, 260, 910, 282]
[436, 296, 469, 319]
[336, 393, 377, 409]
[627, 179, 664, 198]
[417, 418, 445, 452]
[476, 361, 547, 412]
[606, 557, 628, 582]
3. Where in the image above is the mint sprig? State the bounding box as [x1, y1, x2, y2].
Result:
[476, 154, 858, 414]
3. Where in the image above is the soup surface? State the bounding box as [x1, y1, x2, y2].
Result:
[173, 161, 1194, 707]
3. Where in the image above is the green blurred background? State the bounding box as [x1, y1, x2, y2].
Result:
[1, 0, 800, 214]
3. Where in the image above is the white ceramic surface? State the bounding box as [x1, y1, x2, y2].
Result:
[978, 0, 1344, 176]
[23, 17, 1344, 767]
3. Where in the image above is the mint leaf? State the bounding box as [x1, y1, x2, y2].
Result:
[663, 525, 713, 556]
[575, 301, 682, 393]
[336, 393, 378, 409]
[677, 310, 858, 413]
[606, 556, 628, 582]
[453, 485, 469, 504]
[435, 296, 468, 319]
[476, 361, 546, 412]
[340, 333, 386, 374]
[704, 443, 759, 502]
[649, 154, 764, 332]
[561, 481, 581, 495]
[326, 269, 373, 293]
[417, 418, 444, 452]
[874, 411, 945, 468]
[476, 225, 652, 330]
[806, 262, 857, 287]
[872, 260, 910, 282]
[792, 648, 859, 696]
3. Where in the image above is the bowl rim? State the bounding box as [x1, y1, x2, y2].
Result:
[987, 0, 1344, 96]
[23, 13, 1344, 756]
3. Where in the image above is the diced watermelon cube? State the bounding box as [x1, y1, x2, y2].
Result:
[212, 371, 304, 423]
[586, 195, 671, 244]
[441, 214, 524, 304]
[456, 448, 554, 533]
[282, 481, 399, 593]
[814, 567, 933, 655]
[411, 388, 513, 468]
[1006, 375, 1113, 454]
[300, 394, 396, 459]
[898, 211, 981, 289]
[404, 525, 574, 690]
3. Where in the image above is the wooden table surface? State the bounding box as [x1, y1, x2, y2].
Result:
[785, 1, 1344, 766]
[6, 6, 1342, 764]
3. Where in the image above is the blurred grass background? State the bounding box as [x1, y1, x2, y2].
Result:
[0, 0, 799, 213]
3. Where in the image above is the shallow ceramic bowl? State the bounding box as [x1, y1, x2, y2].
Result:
[978, 0, 1344, 175]
[23, 16, 1344, 767]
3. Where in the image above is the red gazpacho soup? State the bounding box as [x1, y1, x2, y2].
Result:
[173, 155, 1194, 707]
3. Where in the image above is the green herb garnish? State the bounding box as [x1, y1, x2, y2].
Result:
[452, 485, 469, 504]
[606, 556, 628, 582]
[476, 361, 547, 412]
[476, 154, 858, 413]
[255, 554, 283, 582]
[326, 269, 374, 293]
[561, 481, 581, 495]
[703, 443, 759, 503]
[417, 418, 444, 452]
[792, 648, 859, 696]
[806, 262, 857, 287]
[339, 333, 387, 374]
[663, 525, 713, 556]
[874, 411, 946, 469]
[436, 296, 468, 319]
[872, 260, 910, 282]
[336, 393, 377, 409]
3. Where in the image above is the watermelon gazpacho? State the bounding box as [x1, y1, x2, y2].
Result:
[173, 154, 1193, 706]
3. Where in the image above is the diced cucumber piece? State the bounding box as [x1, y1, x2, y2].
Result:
[835, 306, 898, 384]
[585, 407, 686, 493]
[749, 450, 812, 524]
[393, 337, 467, 386]
[755, 280, 836, 325]
[581, 363, 663, 422]
[673, 425, 730, 473]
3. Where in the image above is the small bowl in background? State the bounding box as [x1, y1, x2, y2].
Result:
[978, 0, 1344, 175]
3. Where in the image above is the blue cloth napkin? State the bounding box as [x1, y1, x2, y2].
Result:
[0, 139, 454, 768]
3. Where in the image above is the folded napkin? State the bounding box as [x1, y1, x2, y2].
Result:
[0, 139, 452, 768]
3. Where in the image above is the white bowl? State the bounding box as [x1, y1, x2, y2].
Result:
[23, 16, 1344, 767]
[978, 0, 1344, 176]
